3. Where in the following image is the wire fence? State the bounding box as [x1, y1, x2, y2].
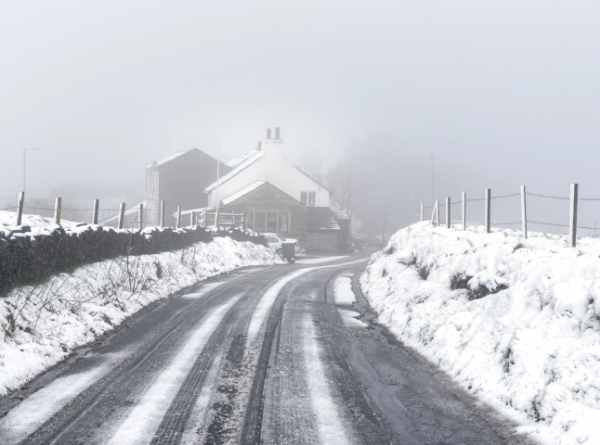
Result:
[420, 184, 600, 246]
[0, 195, 146, 230]
[0, 194, 224, 231]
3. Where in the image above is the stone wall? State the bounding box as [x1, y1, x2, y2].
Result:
[0, 225, 267, 294]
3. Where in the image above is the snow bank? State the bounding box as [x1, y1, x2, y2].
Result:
[0, 237, 277, 397]
[0, 210, 78, 234]
[361, 222, 600, 444]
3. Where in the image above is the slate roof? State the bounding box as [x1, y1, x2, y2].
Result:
[148, 151, 186, 168]
[307, 207, 341, 231]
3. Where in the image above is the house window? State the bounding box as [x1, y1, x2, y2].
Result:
[267, 212, 277, 232]
[301, 191, 316, 207]
[255, 212, 266, 232]
[244, 212, 254, 230]
[279, 213, 288, 232]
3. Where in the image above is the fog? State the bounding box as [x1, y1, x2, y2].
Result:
[2, 1, 600, 235]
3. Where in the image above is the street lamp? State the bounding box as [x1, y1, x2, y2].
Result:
[23, 148, 41, 193]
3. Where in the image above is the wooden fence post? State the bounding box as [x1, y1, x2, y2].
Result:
[92, 199, 99, 225]
[420, 202, 424, 222]
[54, 197, 62, 225]
[570, 183, 578, 248]
[16, 191, 24, 226]
[176, 206, 181, 229]
[139, 203, 144, 231]
[462, 192, 466, 231]
[435, 200, 439, 226]
[485, 188, 491, 233]
[521, 186, 527, 239]
[429, 200, 437, 226]
[160, 200, 165, 228]
[118, 203, 126, 229]
[446, 197, 451, 229]
[191, 211, 196, 227]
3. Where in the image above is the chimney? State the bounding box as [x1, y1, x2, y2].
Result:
[256, 141, 262, 151]
[275, 127, 281, 139]
[266, 128, 272, 139]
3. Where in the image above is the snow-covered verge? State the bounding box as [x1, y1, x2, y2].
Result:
[0, 237, 277, 397]
[361, 222, 600, 445]
[0, 210, 78, 232]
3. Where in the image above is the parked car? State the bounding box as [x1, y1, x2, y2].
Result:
[263, 233, 300, 255]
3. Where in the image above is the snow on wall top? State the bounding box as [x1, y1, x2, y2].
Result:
[221, 181, 265, 206]
[0, 210, 78, 232]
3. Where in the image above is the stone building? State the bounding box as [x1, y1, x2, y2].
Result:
[220, 181, 308, 246]
[146, 149, 231, 227]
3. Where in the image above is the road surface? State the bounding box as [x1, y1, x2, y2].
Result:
[0, 255, 533, 445]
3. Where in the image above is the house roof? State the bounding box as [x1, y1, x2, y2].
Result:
[205, 150, 265, 192]
[147, 151, 186, 169]
[293, 165, 330, 192]
[226, 157, 245, 168]
[148, 148, 230, 173]
[221, 181, 265, 206]
[307, 207, 340, 231]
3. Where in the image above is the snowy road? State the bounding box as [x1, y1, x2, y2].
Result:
[0, 255, 531, 445]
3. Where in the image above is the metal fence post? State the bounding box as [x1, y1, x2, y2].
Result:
[92, 199, 99, 225]
[420, 201, 424, 222]
[54, 197, 62, 225]
[570, 183, 578, 247]
[446, 197, 451, 228]
[16, 191, 24, 226]
[176, 206, 181, 229]
[521, 186, 527, 239]
[462, 192, 466, 231]
[485, 188, 491, 233]
[118, 203, 126, 229]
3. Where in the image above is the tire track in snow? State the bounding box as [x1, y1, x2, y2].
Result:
[302, 311, 351, 445]
[241, 268, 321, 445]
[178, 350, 224, 445]
[246, 268, 314, 347]
[0, 353, 125, 445]
[42, 288, 235, 445]
[106, 295, 241, 445]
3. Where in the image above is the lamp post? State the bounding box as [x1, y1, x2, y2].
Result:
[23, 148, 41, 193]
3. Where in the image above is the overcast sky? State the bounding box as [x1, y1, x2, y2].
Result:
[1, 1, 600, 233]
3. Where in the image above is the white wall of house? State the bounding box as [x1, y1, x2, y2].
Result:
[208, 136, 329, 208]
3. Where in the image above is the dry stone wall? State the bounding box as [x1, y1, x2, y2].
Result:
[0, 225, 267, 293]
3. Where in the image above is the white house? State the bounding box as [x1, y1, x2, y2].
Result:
[203, 128, 353, 252]
[205, 128, 330, 210]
